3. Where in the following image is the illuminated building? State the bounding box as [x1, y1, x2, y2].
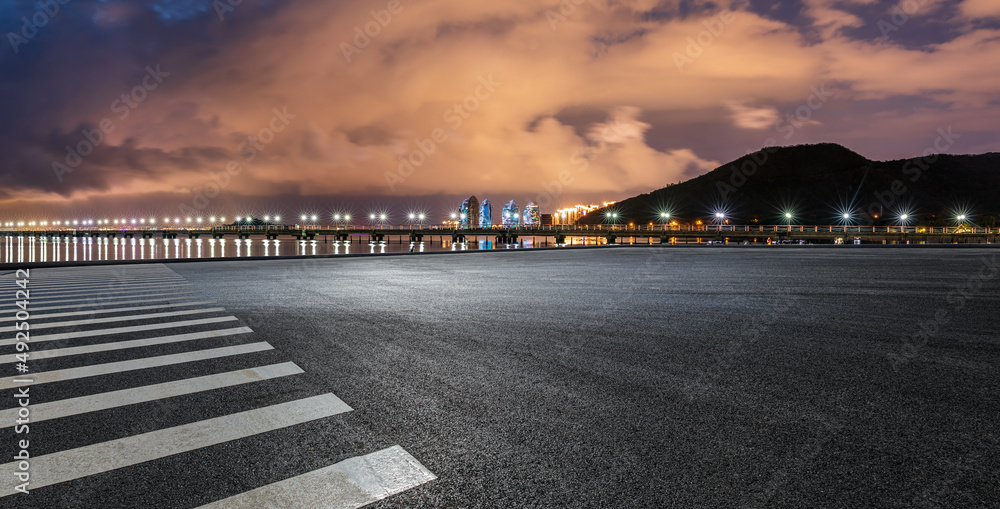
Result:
[522, 202, 540, 227]
[552, 203, 613, 225]
[479, 199, 493, 228]
[502, 200, 520, 227]
[459, 196, 479, 229]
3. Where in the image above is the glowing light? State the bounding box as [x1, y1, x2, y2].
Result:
[343, 215, 349, 221]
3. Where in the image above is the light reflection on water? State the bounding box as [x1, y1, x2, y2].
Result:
[1, 234, 607, 264]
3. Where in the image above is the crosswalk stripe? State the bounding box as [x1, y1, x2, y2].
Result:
[6, 276, 186, 290]
[0, 393, 352, 497]
[0, 327, 253, 364]
[0, 288, 199, 306]
[0, 300, 215, 323]
[0, 307, 227, 333]
[2, 281, 194, 299]
[197, 445, 436, 509]
[0, 291, 199, 309]
[0, 342, 273, 390]
[0, 316, 241, 347]
[0, 362, 303, 428]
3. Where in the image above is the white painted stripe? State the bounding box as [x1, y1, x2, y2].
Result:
[5, 280, 189, 293]
[0, 295, 199, 313]
[6, 273, 181, 283]
[0, 342, 273, 390]
[0, 290, 198, 308]
[198, 445, 437, 509]
[0, 307, 226, 332]
[0, 362, 303, 428]
[0, 327, 253, 364]
[0, 288, 198, 306]
[4, 275, 184, 285]
[30, 265, 173, 276]
[7, 276, 185, 289]
[0, 300, 215, 323]
[2, 281, 194, 299]
[0, 316, 240, 346]
[0, 393, 352, 497]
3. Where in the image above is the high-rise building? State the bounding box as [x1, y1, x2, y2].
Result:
[479, 199, 493, 228]
[501, 200, 520, 227]
[459, 196, 479, 229]
[522, 202, 540, 227]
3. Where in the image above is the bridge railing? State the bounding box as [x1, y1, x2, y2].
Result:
[0, 224, 995, 235]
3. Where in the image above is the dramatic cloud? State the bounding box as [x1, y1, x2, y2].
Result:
[0, 0, 997, 218]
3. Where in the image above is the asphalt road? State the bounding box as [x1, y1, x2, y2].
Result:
[2, 246, 999, 508]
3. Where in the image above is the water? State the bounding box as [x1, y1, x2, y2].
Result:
[1, 233, 612, 264]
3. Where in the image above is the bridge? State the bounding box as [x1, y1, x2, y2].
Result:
[0, 223, 996, 245]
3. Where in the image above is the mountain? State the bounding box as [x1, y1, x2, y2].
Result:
[577, 143, 1000, 227]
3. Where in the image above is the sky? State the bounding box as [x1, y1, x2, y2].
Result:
[1, 0, 998, 221]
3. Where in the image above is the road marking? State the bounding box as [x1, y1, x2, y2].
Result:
[2, 281, 194, 299]
[0, 393, 353, 497]
[0, 300, 215, 323]
[0, 307, 227, 333]
[0, 316, 241, 346]
[0, 362, 303, 428]
[0, 291, 199, 309]
[0, 342, 273, 390]
[198, 445, 436, 509]
[0, 287, 199, 306]
[7, 276, 186, 290]
[0, 327, 253, 364]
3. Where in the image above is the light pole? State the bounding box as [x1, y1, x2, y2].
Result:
[660, 212, 670, 231]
